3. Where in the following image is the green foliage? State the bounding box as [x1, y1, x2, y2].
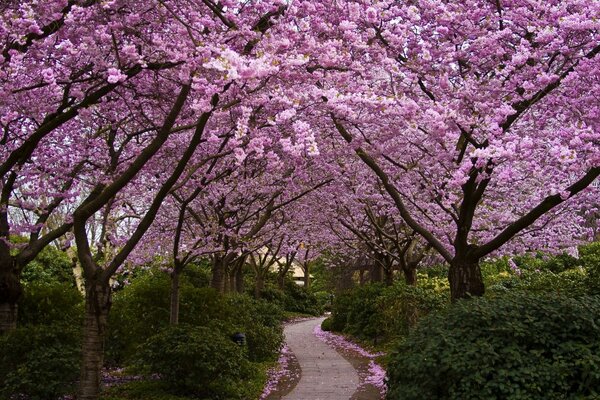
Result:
[18, 281, 83, 326]
[106, 270, 228, 364]
[136, 325, 260, 399]
[331, 282, 447, 345]
[282, 280, 323, 316]
[321, 317, 332, 331]
[20, 244, 75, 285]
[107, 269, 284, 366]
[225, 294, 284, 362]
[582, 242, 600, 294]
[0, 323, 81, 400]
[386, 294, 600, 400]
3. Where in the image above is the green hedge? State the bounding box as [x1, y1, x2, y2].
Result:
[136, 324, 259, 399]
[331, 282, 447, 345]
[386, 294, 600, 400]
[107, 268, 284, 365]
[0, 323, 81, 400]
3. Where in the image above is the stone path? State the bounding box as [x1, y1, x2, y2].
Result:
[282, 317, 360, 400]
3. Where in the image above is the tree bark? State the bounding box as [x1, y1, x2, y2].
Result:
[0, 262, 21, 334]
[370, 264, 383, 283]
[78, 282, 111, 400]
[235, 264, 244, 293]
[384, 267, 394, 286]
[254, 274, 265, 298]
[449, 258, 484, 301]
[303, 264, 310, 288]
[403, 264, 417, 286]
[211, 257, 225, 293]
[169, 269, 180, 325]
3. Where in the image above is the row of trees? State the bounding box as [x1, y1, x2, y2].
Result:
[1, 0, 598, 399]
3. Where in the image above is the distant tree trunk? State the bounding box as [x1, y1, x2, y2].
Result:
[78, 281, 111, 400]
[211, 256, 226, 293]
[370, 264, 383, 283]
[303, 263, 310, 288]
[277, 273, 285, 290]
[403, 264, 417, 286]
[337, 267, 354, 291]
[449, 257, 484, 301]
[254, 273, 265, 298]
[359, 269, 367, 286]
[384, 267, 394, 286]
[229, 269, 236, 292]
[235, 263, 244, 293]
[169, 268, 181, 325]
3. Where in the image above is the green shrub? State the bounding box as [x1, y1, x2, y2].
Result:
[18, 281, 83, 326]
[106, 270, 228, 364]
[283, 281, 323, 316]
[225, 294, 284, 362]
[582, 242, 600, 294]
[136, 325, 259, 399]
[107, 269, 285, 365]
[20, 244, 75, 285]
[386, 294, 600, 400]
[331, 282, 447, 344]
[0, 323, 81, 400]
[321, 317, 332, 331]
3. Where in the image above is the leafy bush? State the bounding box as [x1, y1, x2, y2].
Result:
[283, 280, 323, 316]
[582, 242, 600, 294]
[225, 294, 284, 362]
[321, 317, 332, 331]
[106, 270, 228, 364]
[386, 294, 600, 400]
[18, 281, 83, 326]
[136, 325, 259, 399]
[19, 244, 75, 286]
[331, 282, 447, 344]
[0, 323, 81, 400]
[107, 269, 284, 366]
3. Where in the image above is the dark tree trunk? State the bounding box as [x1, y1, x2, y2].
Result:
[211, 258, 225, 293]
[235, 264, 244, 293]
[370, 264, 383, 283]
[449, 258, 484, 301]
[277, 273, 285, 290]
[169, 269, 180, 325]
[254, 274, 264, 298]
[403, 264, 417, 286]
[78, 281, 111, 400]
[0, 259, 21, 334]
[303, 265, 310, 288]
[229, 269, 236, 293]
[384, 267, 394, 286]
[359, 269, 367, 286]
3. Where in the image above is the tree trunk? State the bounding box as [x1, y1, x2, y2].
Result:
[384, 267, 394, 286]
[448, 258, 484, 301]
[211, 258, 225, 293]
[403, 265, 417, 286]
[235, 265, 244, 293]
[277, 273, 285, 290]
[359, 269, 367, 286]
[303, 264, 310, 288]
[78, 282, 111, 400]
[370, 264, 383, 283]
[0, 262, 21, 334]
[229, 269, 236, 293]
[169, 269, 180, 325]
[254, 274, 264, 298]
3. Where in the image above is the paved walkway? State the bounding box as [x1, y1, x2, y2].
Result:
[283, 317, 359, 400]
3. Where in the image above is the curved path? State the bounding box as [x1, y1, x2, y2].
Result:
[283, 317, 359, 400]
